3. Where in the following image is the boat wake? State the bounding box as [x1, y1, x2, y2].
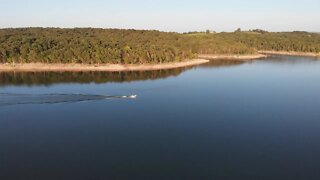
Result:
[0, 93, 137, 106]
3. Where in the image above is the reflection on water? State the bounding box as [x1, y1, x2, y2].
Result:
[0, 93, 136, 106]
[199, 59, 246, 68]
[0, 68, 190, 86]
[261, 55, 320, 64]
[0, 60, 246, 86]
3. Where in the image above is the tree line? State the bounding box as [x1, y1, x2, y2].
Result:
[0, 28, 319, 64]
[0, 28, 195, 64]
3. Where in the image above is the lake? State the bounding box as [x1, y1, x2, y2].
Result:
[1, 55, 320, 180]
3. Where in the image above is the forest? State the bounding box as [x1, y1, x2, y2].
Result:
[0, 28, 319, 64]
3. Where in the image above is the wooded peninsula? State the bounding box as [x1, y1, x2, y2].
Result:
[0, 28, 319, 65]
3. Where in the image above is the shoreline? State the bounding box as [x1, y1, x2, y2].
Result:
[259, 51, 320, 57]
[0, 59, 209, 72]
[1, 51, 318, 72]
[198, 54, 268, 60]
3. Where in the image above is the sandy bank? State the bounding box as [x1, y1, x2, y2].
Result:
[198, 54, 267, 60]
[0, 59, 209, 72]
[259, 51, 320, 57]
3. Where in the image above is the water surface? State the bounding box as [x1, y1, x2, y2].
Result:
[1, 56, 320, 180]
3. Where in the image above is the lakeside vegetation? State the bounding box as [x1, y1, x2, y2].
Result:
[0, 28, 319, 64]
[185, 29, 320, 54]
[0, 28, 195, 64]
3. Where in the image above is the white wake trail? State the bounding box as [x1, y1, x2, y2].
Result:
[0, 93, 137, 106]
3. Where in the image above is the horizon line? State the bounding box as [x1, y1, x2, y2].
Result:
[1, 26, 318, 33]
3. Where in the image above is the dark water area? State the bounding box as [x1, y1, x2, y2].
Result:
[1, 55, 320, 180]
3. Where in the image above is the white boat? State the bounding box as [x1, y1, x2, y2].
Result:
[121, 95, 137, 99]
[128, 95, 137, 99]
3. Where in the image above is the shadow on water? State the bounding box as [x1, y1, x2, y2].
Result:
[0, 93, 136, 106]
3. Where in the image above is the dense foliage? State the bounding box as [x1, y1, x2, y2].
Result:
[189, 30, 320, 54]
[0, 28, 194, 64]
[0, 28, 319, 64]
[184, 33, 256, 54]
[185, 31, 320, 54]
[221, 31, 320, 53]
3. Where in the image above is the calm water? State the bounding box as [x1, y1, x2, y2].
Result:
[1, 56, 320, 180]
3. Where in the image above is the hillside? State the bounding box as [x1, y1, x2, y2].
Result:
[0, 28, 195, 64]
[184, 31, 320, 54]
[0, 28, 319, 64]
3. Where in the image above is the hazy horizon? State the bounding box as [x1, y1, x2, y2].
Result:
[1, 27, 319, 34]
[1, 0, 320, 32]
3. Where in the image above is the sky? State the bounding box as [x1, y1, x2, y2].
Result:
[1, 0, 320, 32]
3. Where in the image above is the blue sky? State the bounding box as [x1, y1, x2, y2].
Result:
[1, 0, 319, 32]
